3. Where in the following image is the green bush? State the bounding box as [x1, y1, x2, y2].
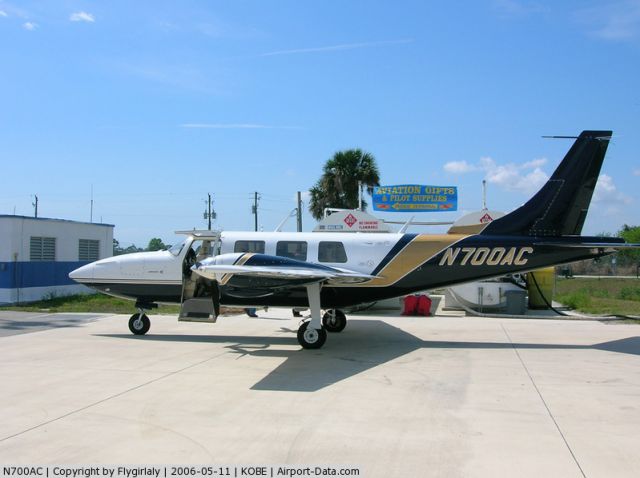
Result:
[556, 290, 592, 309]
[618, 287, 640, 302]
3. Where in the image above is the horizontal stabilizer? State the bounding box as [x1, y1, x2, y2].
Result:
[535, 241, 640, 250]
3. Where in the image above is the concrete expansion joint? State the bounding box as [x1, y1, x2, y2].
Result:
[500, 323, 587, 478]
[0, 350, 227, 444]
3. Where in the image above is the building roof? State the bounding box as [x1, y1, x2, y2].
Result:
[0, 215, 114, 228]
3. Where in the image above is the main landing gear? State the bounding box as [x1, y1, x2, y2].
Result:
[297, 321, 327, 349]
[322, 309, 347, 333]
[296, 283, 347, 349]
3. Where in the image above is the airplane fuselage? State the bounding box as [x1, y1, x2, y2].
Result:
[70, 230, 611, 309]
[68, 131, 638, 349]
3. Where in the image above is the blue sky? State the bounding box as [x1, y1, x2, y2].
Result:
[1, 0, 639, 247]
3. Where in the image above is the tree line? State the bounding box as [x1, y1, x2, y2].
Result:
[113, 237, 168, 255]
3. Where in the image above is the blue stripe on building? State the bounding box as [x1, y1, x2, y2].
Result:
[0, 262, 90, 289]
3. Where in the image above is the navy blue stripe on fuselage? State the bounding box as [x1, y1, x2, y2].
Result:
[370, 234, 417, 276]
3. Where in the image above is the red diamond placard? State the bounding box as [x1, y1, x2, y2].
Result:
[344, 213, 358, 228]
[480, 213, 493, 223]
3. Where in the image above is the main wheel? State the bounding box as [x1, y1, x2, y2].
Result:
[297, 321, 327, 349]
[322, 309, 347, 333]
[128, 313, 150, 335]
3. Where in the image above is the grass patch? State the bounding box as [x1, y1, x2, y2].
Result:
[0, 293, 180, 314]
[556, 277, 640, 317]
[618, 286, 640, 301]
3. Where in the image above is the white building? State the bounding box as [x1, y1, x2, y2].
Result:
[0, 215, 114, 304]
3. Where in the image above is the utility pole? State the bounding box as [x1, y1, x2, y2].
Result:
[482, 180, 487, 210]
[90, 185, 94, 223]
[32, 195, 38, 218]
[296, 191, 303, 232]
[252, 192, 260, 231]
[203, 193, 216, 230]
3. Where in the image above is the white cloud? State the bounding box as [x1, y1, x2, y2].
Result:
[634, 168, 640, 176]
[443, 155, 549, 195]
[70, 11, 95, 23]
[574, 1, 640, 41]
[593, 174, 632, 206]
[22, 21, 37, 30]
[262, 39, 413, 57]
[443, 160, 479, 174]
[0, 3, 29, 19]
[181, 123, 302, 130]
[522, 158, 547, 169]
[493, 0, 548, 16]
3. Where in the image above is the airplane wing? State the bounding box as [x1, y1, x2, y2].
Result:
[192, 253, 377, 285]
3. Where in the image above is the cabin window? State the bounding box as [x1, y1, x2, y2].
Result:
[234, 240, 265, 254]
[276, 241, 307, 261]
[79, 239, 100, 261]
[318, 241, 348, 263]
[30, 237, 56, 261]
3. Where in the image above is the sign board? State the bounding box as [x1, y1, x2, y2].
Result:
[313, 210, 391, 233]
[373, 184, 458, 212]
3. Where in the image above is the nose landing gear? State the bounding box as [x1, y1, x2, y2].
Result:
[128, 311, 150, 335]
[128, 303, 156, 335]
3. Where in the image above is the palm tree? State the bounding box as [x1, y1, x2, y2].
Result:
[309, 149, 381, 220]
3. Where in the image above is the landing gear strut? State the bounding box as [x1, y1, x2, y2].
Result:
[128, 309, 151, 335]
[297, 282, 327, 349]
[322, 309, 347, 333]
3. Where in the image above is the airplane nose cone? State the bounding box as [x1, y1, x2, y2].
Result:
[69, 263, 95, 283]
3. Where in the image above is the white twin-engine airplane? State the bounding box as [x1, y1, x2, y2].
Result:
[70, 131, 639, 349]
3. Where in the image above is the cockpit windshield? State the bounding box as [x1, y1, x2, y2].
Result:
[169, 240, 187, 256]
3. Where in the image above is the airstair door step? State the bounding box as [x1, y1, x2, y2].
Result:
[179, 297, 217, 323]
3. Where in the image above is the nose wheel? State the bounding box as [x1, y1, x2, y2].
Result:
[128, 312, 150, 335]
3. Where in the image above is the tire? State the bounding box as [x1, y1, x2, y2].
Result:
[129, 313, 150, 335]
[322, 309, 347, 333]
[297, 321, 327, 349]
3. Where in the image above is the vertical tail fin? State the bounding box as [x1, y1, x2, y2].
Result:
[480, 130, 612, 237]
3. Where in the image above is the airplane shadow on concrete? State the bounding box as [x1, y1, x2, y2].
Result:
[95, 320, 640, 392]
[0, 313, 103, 337]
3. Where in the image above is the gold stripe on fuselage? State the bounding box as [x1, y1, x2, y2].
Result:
[348, 234, 469, 287]
[219, 253, 255, 285]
